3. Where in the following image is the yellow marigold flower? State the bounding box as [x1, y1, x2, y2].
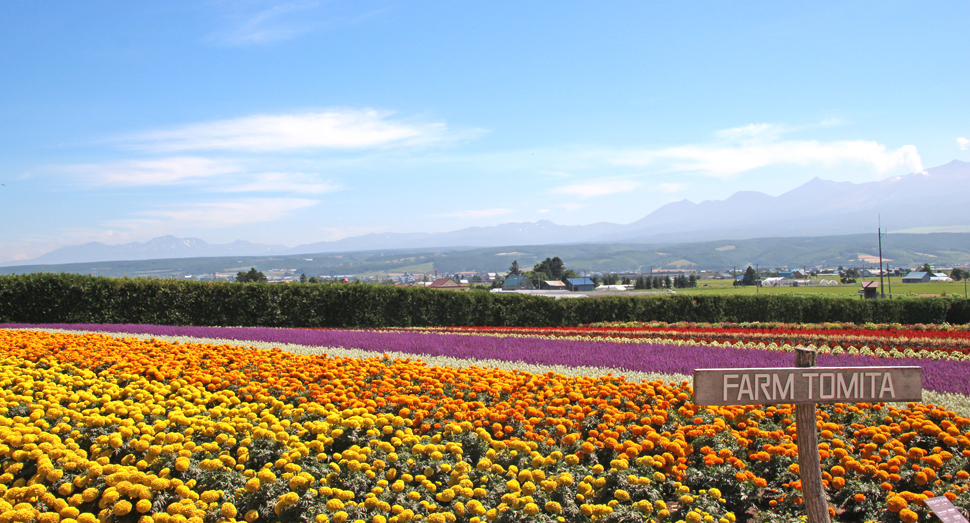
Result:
[174, 458, 190, 472]
[332, 511, 349, 523]
[615, 489, 631, 502]
[544, 501, 562, 514]
[151, 478, 170, 491]
[82, 488, 100, 503]
[246, 477, 261, 493]
[258, 469, 277, 483]
[136, 499, 152, 513]
[113, 500, 133, 516]
[245, 509, 260, 522]
[220, 503, 237, 518]
[327, 499, 345, 512]
[708, 488, 722, 500]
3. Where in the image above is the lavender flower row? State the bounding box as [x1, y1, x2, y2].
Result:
[5, 323, 970, 395]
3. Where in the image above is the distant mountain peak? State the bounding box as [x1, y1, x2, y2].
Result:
[9, 159, 969, 266]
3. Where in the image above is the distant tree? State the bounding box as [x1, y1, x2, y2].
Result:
[300, 273, 308, 283]
[664, 276, 672, 289]
[561, 269, 578, 280]
[922, 262, 933, 274]
[308, 276, 321, 284]
[688, 274, 697, 288]
[532, 257, 566, 279]
[742, 266, 758, 286]
[621, 276, 631, 285]
[508, 260, 522, 276]
[236, 267, 267, 283]
[635, 276, 647, 289]
[950, 268, 967, 281]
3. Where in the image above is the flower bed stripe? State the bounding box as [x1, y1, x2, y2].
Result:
[6, 323, 970, 396]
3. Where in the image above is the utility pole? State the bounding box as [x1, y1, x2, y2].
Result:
[878, 217, 886, 299]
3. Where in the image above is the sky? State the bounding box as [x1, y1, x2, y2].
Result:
[1, 1, 969, 263]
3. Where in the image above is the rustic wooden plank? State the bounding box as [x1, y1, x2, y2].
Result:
[794, 348, 830, 523]
[692, 366, 922, 406]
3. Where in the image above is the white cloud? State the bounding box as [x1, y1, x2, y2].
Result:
[125, 109, 461, 153]
[107, 198, 319, 230]
[440, 208, 514, 219]
[959, 137, 969, 151]
[550, 181, 643, 198]
[536, 209, 550, 214]
[611, 124, 925, 178]
[66, 157, 240, 185]
[221, 172, 341, 194]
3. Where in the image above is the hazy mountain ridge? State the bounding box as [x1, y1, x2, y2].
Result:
[21, 235, 288, 265]
[3, 233, 968, 279]
[8, 160, 968, 266]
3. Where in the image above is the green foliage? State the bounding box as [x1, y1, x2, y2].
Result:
[236, 268, 267, 283]
[0, 273, 967, 327]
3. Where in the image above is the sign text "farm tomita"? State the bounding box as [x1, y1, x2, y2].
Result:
[692, 367, 922, 406]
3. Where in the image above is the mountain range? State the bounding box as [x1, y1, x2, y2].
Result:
[9, 160, 969, 266]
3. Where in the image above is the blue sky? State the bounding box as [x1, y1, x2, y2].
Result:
[1, 1, 968, 263]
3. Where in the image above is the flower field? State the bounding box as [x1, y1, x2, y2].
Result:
[0, 324, 969, 523]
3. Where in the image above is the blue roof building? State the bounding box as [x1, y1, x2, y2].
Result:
[565, 277, 595, 292]
[901, 272, 930, 283]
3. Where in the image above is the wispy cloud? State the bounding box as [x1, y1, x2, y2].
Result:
[66, 157, 240, 185]
[550, 181, 643, 198]
[107, 197, 319, 230]
[611, 123, 925, 178]
[221, 172, 341, 194]
[210, 1, 322, 46]
[123, 109, 465, 153]
[440, 208, 514, 219]
[959, 137, 969, 151]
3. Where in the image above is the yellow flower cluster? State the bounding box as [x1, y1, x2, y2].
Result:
[0, 328, 968, 523]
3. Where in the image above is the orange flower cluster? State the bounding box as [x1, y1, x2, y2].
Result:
[0, 329, 968, 523]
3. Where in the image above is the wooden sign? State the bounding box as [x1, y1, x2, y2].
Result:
[693, 366, 922, 406]
[924, 496, 969, 523]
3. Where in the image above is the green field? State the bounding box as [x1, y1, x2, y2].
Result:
[666, 277, 969, 299]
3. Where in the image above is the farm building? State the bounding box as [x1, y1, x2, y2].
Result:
[428, 278, 469, 291]
[502, 275, 535, 290]
[861, 281, 879, 299]
[565, 277, 596, 292]
[901, 272, 931, 283]
[541, 280, 567, 291]
[931, 273, 954, 282]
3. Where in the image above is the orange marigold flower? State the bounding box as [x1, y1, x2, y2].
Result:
[886, 495, 907, 513]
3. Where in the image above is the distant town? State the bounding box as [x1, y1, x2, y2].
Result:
[216, 258, 969, 300]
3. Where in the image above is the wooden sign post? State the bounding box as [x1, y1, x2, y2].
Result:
[693, 348, 922, 523]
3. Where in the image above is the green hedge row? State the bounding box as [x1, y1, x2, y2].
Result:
[1, 273, 967, 327]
